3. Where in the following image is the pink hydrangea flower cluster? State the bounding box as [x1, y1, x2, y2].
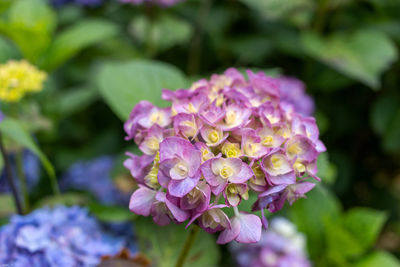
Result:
[124, 68, 325, 244]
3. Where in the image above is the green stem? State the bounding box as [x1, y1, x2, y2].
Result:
[0, 132, 23, 215]
[175, 225, 200, 267]
[50, 172, 60, 196]
[15, 150, 30, 212]
[233, 206, 240, 217]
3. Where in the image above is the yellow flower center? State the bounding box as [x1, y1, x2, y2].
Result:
[187, 102, 197, 113]
[227, 184, 238, 194]
[187, 188, 201, 204]
[293, 161, 306, 173]
[266, 114, 280, 124]
[181, 120, 197, 137]
[201, 148, 212, 161]
[288, 142, 303, 156]
[174, 162, 189, 177]
[225, 110, 236, 125]
[262, 135, 274, 146]
[244, 142, 258, 157]
[145, 137, 159, 151]
[150, 111, 164, 124]
[252, 165, 264, 179]
[220, 165, 233, 179]
[144, 152, 160, 189]
[271, 155, 283, 169]
[208, 130, 220, 144]
[222, 143, 240, 158]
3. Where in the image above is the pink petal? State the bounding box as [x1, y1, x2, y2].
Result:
[168, 174, 200, 197]
[201, 159, 224, 187]
[235, 213, 262, 243]
[129, 186, 156, 216]
[165, 199, 190, 222]
[217, 218, 241, 244]
[229, 162, 254, 183]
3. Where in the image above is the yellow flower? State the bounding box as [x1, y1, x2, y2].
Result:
[0, 60, 47, 103]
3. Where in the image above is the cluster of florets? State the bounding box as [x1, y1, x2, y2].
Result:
[0, 206, 130, 266]
[119, 0, 184, 7]
[231, 217, 311, 267]
[0, 60, 47, 103]
[124, 68, 325, 244]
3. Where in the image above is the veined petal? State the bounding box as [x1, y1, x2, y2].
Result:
[229, 161, 253, 183]
[129, 186, 157, 216]
[168, 173, 201, 197]
[217, 218, 241, 244]
[235, 213, 262, 243]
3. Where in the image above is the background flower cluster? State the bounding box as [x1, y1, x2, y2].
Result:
[0, 206, 132, 266]
[231, 217, 311, 267]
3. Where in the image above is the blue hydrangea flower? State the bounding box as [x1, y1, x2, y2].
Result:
[0, 206, 132, 266]
[51, 0, 103, 7]
[60, 156, 131, 205]
[230, 217, 311, 267]
[0, 150, 40, 194]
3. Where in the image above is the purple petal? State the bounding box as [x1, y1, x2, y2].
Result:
[235, 213, 262, 243]
[168, 173, 201, 197]
[229, 161, 254, 183]
[129, 186, 156, 216]
[201, 158, 224, 187]
[217, 218, 240, 244]
[165, 198, 190, 222]
[159, 136, 193, 161]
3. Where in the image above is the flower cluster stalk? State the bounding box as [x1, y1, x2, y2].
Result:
[175, 225, 200, 267]
[0, 132, 23, 214]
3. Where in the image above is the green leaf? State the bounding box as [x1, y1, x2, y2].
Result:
[370, 94, 400, 152]
[0, 118, 55, 179]
[135, 217, 219, 267]
[130, 14, 192, 54]
[341, 208, 388, 252]
[0, 36, 19, 62]
[42, 19, 119, 70]
[354, 251, 400, 267]
[0, 194, 16, 217]
[89, 203, 136, 223]
[0, 0, 13, 13]
[95, 60, 187, 120]
[0, 0, 56, 62]
[371, 95, 400, 135]
[324, 218, 365, 259]
[239, 0, 314, 27]
[289, 185, 341, 259]
[34, 193, 89, 208]
[230, 36, 273, 64]
[316, 152, 337, 184]
[301, 30, 397, 89]
[56, 86, 98, 118]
